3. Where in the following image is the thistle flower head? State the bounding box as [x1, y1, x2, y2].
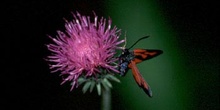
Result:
[46, 12, 124, 92]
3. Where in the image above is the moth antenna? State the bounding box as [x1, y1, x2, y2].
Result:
[128, 36, 149, 50]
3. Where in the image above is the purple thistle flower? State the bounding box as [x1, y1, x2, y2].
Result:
[46, 12, 124, 90]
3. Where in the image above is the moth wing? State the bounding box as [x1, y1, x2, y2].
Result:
[128, 60, 153, 97]
[133, 49, 163, 64]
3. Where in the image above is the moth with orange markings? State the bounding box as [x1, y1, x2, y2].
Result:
[118, 36, 163, 97]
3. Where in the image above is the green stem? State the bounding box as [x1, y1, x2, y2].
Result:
[101, 89, 111, 110]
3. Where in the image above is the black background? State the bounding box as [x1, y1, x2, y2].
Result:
[2, 0, 219, 109]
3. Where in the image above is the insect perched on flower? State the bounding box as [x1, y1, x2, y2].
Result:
[46, 12, 124, 94]
[118, 36, 163, 97]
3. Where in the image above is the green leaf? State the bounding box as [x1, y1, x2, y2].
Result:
[105, 74, 120, 83]
[103, 78, 112, 88]
[96, 83, 101, 95]
[89, 80, 95, 92]
[78, 77, 86, 85]
[82, 81, 91, 93]
[101, 79, 110, 91]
